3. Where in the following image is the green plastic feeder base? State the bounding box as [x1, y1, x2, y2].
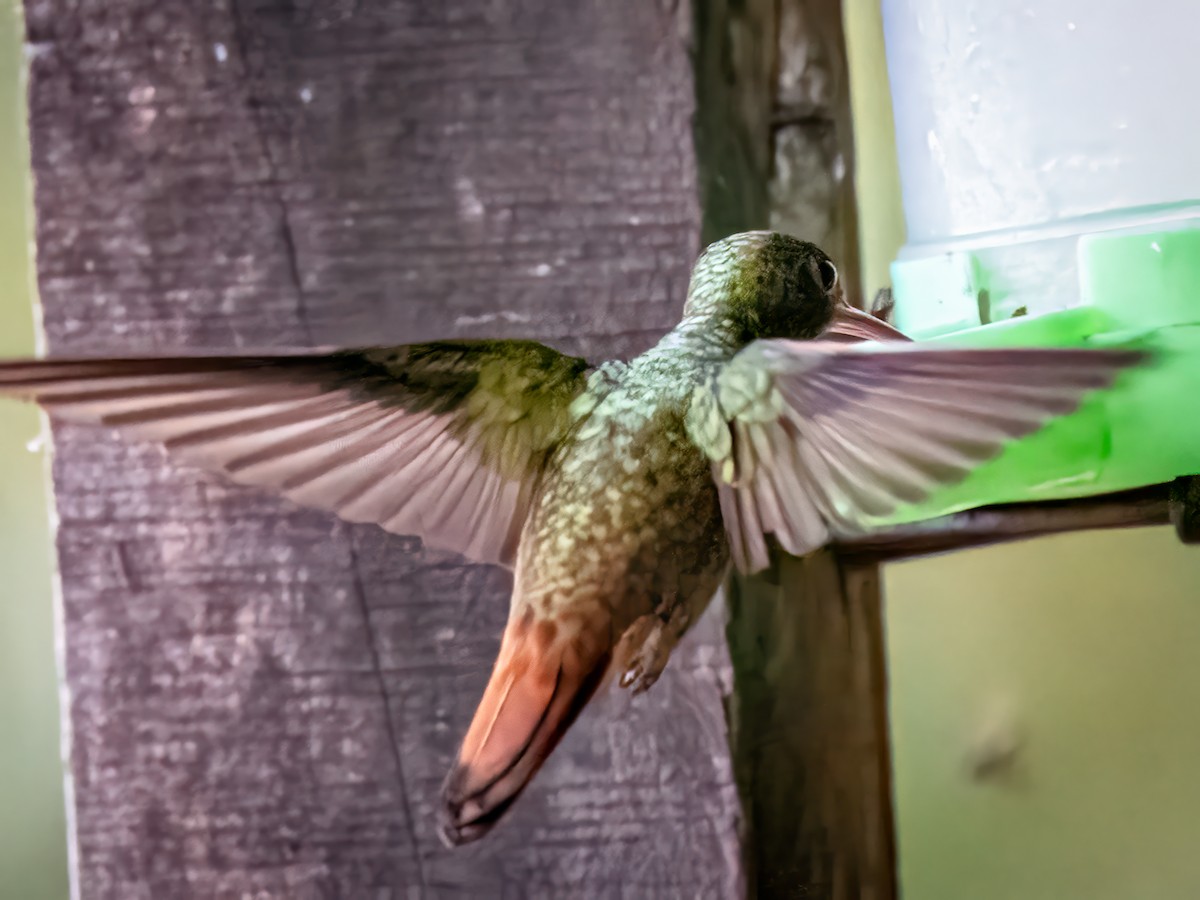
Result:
[872, 225, 1200, 530]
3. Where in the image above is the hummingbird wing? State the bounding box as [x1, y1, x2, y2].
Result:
[688, 339, 1145, 573]
[0, 340, 592, 567]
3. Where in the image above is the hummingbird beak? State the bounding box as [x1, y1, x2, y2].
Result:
[820, 299, 911, 344]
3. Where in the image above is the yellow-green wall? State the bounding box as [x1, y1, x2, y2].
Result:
[886, 529, 1200, 898]
[845, 3, 1200, 898]
[844, 0, 905, 300]
[0, 2, 68, 897]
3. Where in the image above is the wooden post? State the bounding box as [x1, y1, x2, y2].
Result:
[25, 1, 745, 895]
[694, 1, 899, 897]
[725, 556, 895, 900]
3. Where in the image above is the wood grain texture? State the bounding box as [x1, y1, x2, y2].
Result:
[725, 555, 894, 900]
[769, 0, 861, 307]
[24, 1, 742, 896]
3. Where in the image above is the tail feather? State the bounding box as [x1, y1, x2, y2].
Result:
[440, 607, 612, 846]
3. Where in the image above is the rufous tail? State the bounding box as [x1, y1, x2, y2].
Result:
[439, 606, 612, 846]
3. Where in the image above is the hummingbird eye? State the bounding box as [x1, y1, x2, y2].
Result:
[818, 259, 838, 293]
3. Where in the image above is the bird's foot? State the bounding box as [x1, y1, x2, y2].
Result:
[616, 598, 689, 695]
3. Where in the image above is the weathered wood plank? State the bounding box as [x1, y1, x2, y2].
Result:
[726, 555, 894, 900]
[25, 1, 742, 896]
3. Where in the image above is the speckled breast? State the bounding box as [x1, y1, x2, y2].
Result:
[516, 371, 730, 631]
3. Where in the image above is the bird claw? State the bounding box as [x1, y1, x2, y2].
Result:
[618, 632, 664, 694]
[618, 665, 653, 693]
[616, 598, 688, 695]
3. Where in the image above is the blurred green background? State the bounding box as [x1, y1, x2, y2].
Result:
[0, 1, 70, 898]
[3, 1, 1199, 898]
[845, 4, 1200, 898]
[887, 529, 1200, 898]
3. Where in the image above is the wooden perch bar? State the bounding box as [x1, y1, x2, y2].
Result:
[1169, 475, 1200, 543]
[836, 482, 1175, 563]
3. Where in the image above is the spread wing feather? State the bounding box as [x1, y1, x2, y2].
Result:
[688, 328, 1144, 573]
[0, 341, 592, 567]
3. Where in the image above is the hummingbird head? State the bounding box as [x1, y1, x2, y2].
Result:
[683, 231, 841, 344]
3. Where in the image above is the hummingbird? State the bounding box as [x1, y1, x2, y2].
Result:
[0, 231, 1142, 845]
